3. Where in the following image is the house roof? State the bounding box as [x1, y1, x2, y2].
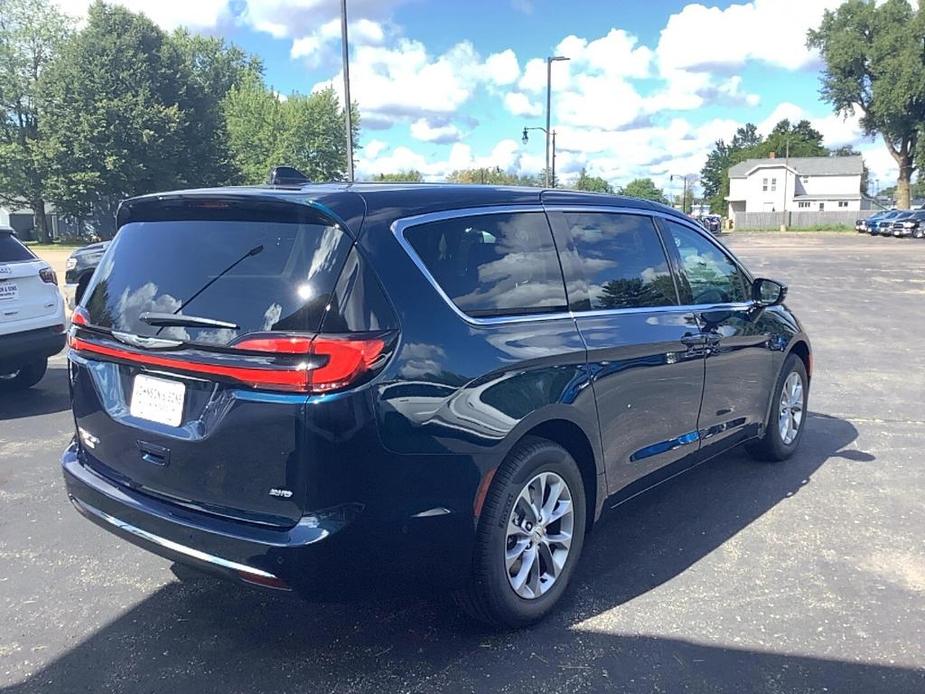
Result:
[729, 155, 864, 178]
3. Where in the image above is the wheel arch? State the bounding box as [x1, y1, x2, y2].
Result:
[508, 418, 601, 532]
[788, 339, 812, 381]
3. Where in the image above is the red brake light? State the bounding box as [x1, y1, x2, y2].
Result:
[70, 332, 390, 394]
[310, 337, 386, 392]
[232, 334, 387, 392]
[71, 307, 90, 326]
[232, 336, 313, 354]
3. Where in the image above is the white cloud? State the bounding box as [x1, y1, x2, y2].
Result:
[315, 39, 524, 129]
[291, 18, 385, 62]
[242, 0, 408, 40]
[504, 92, 542, 118]
[482, 49, 520, 86]
[54, 0, 230, 29]
[656, 0, 843, 73]
[409, 118, 463, 144]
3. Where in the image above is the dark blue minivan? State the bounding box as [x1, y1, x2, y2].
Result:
[63, 181, 811, 627]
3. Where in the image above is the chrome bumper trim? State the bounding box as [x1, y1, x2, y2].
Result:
[70, 495, 280, 581]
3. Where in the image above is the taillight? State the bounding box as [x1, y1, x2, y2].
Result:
[69, 331, 391, 394]
[68, 307, 90, 348]
[71, 307, 90, 325]
[231, 334, 387, 393]
[40, 267, 57, 285]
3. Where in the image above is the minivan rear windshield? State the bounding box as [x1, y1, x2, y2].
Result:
[83, 219, 351, 346]
[0, 233, 36, 262]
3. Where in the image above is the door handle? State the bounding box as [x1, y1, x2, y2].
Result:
[681, 333, 722, 347]
[137, 440, 169, 466]
[680, 333, 707, 347]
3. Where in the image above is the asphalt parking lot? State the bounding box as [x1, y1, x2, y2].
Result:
[2, 232, 924, 693]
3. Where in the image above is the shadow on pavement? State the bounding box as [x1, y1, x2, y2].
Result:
[0, 366, 70, 421]
[11, 412, 919, 693]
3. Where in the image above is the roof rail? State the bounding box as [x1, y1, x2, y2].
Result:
[267, 166, 309, 186]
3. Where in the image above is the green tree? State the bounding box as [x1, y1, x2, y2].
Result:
[39, 2, 185, 237]
[224, 78, 358, 184]
[620, 178, 668, 203]
[758, 119, 827, 159]
[446, 167, 540, 186]
[700, 139, 735, 214]
[168, 30, 262, 188]
[808, 0, 925, 209]
[372, 170, 424, 182]
[0, 0, 71, 242]
[573, 167, 613, 193]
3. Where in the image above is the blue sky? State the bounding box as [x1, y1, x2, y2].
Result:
[56, 0, 897, 193]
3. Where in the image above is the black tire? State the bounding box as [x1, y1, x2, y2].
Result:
[455, 436, 587, 629]
[747, 354, 808, 462]
[913, 228, 924, 239]
[0, 358, 48, 392]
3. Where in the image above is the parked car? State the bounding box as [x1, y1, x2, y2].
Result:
[869, 210, 904, 236]
[699, 214, 721, 233]
[0, 226, 66, 390]
[64, 241, 110, 308]
[62, 179, 812, 628]
[890, 210, 925, 238]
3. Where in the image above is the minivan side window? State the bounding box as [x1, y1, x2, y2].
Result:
[550, 211, 678, 311]
[661, 220, 750, 305]
[403, 212, 567, 318]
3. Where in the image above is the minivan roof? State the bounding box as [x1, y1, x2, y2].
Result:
[119, 182, 690, 236]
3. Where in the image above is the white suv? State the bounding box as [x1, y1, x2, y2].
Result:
[0, 227, 66, 391]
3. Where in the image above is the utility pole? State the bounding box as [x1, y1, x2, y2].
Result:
[340, 0, 354, 182]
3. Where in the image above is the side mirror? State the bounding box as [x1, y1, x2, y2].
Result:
[752, 277, 787, 307]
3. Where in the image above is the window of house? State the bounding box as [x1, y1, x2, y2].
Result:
[762, 178, 768, 192]
[549, 212, 677, 311]
[801, 176, 809, 184]
[798, 201, 810, 209]
[403, 212, 567, 319]
[771, 178, 777, 192]
[819, 203, 825, 211]
[838, 201, 849, 208]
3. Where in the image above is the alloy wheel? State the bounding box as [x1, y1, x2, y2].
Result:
[505, 471, 574, 600]
[778, 371, 804, 445]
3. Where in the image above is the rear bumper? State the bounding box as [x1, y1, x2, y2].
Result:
[61, 440, 474, 598]
[0, 326, 66, 369]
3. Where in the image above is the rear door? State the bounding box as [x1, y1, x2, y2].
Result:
[0, 234, 59, 329]
[546, 208, 706, 493]
[70, 200, 354, 527]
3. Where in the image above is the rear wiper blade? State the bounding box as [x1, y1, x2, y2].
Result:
[140, 312, 238, 330]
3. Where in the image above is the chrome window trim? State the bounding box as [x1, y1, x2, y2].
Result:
[391, 204, 757, 327]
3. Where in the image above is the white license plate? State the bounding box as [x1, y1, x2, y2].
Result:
[130, 374, 186, 427]
[0, 281, 18, 301]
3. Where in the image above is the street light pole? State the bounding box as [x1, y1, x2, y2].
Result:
[545, 55, 569, 188]
[340, 0, 354, 182]
[523, 126, 557, 187]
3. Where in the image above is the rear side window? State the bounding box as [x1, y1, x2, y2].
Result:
[0, 233, 35, 263]
[84, 219, 351, 346]
[403, 212, 567, 318]
[661, 220, 750, 305]
[550, 211, 677, 311]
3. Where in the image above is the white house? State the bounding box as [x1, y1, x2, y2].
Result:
[725, 155, 874, 218]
